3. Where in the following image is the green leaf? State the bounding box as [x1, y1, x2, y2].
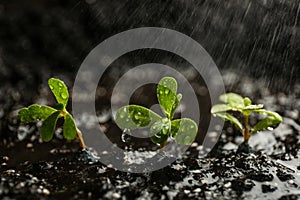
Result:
[170, 93, 182, 118]
[214, 112, 243, 131]
[242, 104, 264, 116]
[19, 104, 57, 122]
[63, 113, 77, 140]
[244, 97, 252, 106]
[40, 111, 61, 142]
[256, 109, 283, 121]
[244, 104, 264, 110]
[219, 93, 244, 108]
[53, 103, 65, 111]
[115, 105, 161, 130]
[170, 118, 198, 145]
[211, 104, 233, 114]
[252, 109, 283, 133]
[150, 118, 171, 144]
[157, 77, 178, 119]
[48, 78, 69, 108]
[150, 131, 169, 145]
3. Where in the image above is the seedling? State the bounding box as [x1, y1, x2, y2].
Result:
[18, 78, 86, 149]
[115, 77, 198, 148]
[211, 93, 282, 151]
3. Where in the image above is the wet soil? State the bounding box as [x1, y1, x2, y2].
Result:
[1, 71, 300, 200]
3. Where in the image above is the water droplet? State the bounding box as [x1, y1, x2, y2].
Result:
[165, 89, 169, 95]
[119, 113, 125, 119]
[162, 127, 168, 134]
[122, 129, 131, 143]
[154, 133, 161, 138]
[162, 118, 169, 124]
[61, 92, 68, 99]
[159, 91, 163, 95]
[134, 114, 140, 120]
[184, 136, 191, 144]
[49, 85, 54, 90]
[190, 125, 194, 129]
[58, 83, 63, 87]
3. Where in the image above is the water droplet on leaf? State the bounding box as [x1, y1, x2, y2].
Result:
[184, 136, 191, 144]
[61, 93, 68, 99]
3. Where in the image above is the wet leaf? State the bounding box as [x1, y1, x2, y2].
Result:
[40, 111, 61, 142]
[244, 97, 252, 106]
[150, 118, 171, 144]
[157, 77, 178, 119]
[214, 112, 243, 131]
[252, 109, 283, 133]
[63, 113, 77, 140]
[171, 118, 198, 145]
[220, 93, 244, 108]
[53, 103, 65, 111]
[115, 105, 161, 130]
[48, 78, 69, 108]
[211, 104, 233, 114]
[170, 93, 182, 118]
[19, 104, 57, 122]
[244, 104, 264, 110]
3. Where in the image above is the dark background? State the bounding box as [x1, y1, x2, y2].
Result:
[1, 0, 299, 91]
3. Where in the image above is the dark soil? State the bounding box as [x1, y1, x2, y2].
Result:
[1, 71, 300, 200]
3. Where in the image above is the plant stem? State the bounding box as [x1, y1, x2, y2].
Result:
[243, 115, 251, 144]
[160, 140, 167, 149]
[76, 127, 86, 150]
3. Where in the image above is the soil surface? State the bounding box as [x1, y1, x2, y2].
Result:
[1, 71, 300, 200]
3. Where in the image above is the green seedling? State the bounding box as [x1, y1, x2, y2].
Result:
[18, 78, 86, 149]
[115, 77, 198, 148]
[211, 93, 282, 146]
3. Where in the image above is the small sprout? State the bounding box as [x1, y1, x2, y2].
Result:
[115, 77, 198, 148]
[211, 92, 282, 152]
[18, 78, 86, 149]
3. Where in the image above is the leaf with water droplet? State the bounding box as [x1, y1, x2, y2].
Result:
[63, 113, 77, 140]
[150, 119, 170, 144]
[48, 78, 69, 108]
[219, 93, 244, 109]
[211, 104, 234, 114]
[171, 118, 198, 145]
[19, 104, 57, 122]
[157, 77, 178, 119]
[115, 105, 161, 130]
[53, 103, 64, 111]
[251, 109, 282, 134]
[40, 111, 61, 142]
[214, 112, 243, 131]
